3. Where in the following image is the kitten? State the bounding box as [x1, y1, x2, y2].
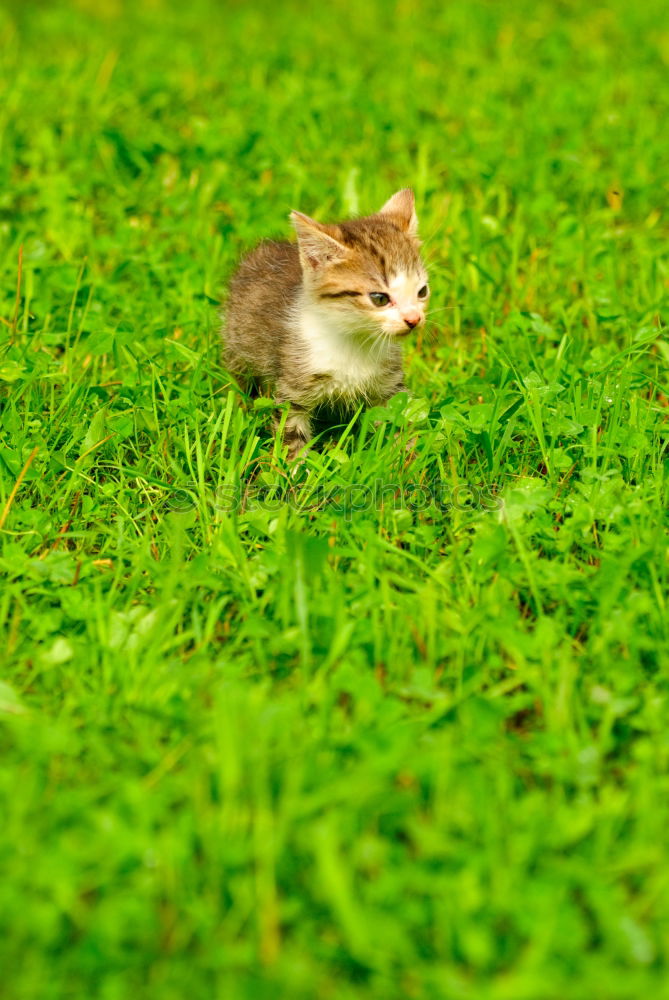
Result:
[222, 189, 429, 459]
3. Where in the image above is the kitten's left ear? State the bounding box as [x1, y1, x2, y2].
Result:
[379, 188, 418, 237]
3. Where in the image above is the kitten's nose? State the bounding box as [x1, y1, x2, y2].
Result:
[403, 310, 421, 330]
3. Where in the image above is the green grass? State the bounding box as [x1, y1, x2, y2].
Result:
[1, 0, 668, 996]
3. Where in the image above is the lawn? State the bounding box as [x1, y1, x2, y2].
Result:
[1, 0, 668, 997]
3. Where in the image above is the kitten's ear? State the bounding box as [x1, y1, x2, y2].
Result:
[290, 211, 348, 269]
[379, 188, 418, 237]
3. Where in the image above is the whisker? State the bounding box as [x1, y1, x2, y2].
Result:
[427, 303, 465, 315]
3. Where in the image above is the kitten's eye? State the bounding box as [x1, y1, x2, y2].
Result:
[417, 284, 429, 299]
[369, 292, 390, 307]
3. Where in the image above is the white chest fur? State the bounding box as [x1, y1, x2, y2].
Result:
[295, 305, 389, 402]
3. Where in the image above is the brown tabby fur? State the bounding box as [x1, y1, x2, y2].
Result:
[222, 189, 429, 458]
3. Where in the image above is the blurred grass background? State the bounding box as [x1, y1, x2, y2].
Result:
[1, 1, 668, 998]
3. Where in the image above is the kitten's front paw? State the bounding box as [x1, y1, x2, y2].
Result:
[286, 446, 310, 482]
[287, 443, 308, 463]
[284, 434, 310, 471]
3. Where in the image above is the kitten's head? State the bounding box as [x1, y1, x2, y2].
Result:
[290, 189, 429, 338]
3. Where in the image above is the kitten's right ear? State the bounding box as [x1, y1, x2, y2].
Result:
[290, 211, 348, 269]
[379, 188, 418, 237]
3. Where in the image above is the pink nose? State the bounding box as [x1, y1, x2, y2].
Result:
[402, 310, 421, 330]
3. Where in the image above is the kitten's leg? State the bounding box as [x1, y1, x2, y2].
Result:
[390, 381, 409, 396]
[376, 361, 410, 405]
[372, 376, 410, 420]
[275, 401, 313, 461]
[384, 373, 410, 399]
[231, 371, 251, 396]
